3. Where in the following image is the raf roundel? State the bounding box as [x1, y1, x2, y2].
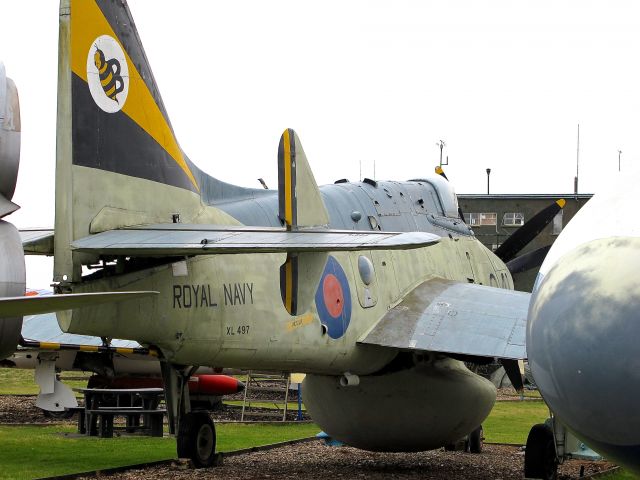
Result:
[315, 256, 352, 339]
[86, 35, 129, 113]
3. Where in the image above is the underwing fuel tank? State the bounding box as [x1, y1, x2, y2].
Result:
[0, 62, 24, 360]
[527, 173, 640, 474]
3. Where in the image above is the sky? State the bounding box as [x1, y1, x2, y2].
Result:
[2, 0, 640, 287]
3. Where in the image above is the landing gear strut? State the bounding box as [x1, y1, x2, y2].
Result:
[468, 425, 484, 453]
[161, 361, 217, 468]
[443, 424, 484, 453]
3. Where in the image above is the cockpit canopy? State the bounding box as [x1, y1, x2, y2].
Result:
[409, 175, 460, 219]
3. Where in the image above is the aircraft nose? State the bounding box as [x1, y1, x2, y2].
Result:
[527, 236, 640, 471]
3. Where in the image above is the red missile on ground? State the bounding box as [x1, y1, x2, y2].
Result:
[188, 374, 245, 395]
[89, 374, 245, 396]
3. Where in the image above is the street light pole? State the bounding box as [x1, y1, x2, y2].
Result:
[618, 150, 622, 172]
[486, 168, 491, 194]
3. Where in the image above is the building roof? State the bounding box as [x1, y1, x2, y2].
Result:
[457, 193, 593, 200]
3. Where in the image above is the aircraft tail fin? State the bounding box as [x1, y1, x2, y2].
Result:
[54, 0, 237, 282]
[278, 129, 330, 230]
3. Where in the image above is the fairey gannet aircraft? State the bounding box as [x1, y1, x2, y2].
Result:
[0, 0, 565, 468]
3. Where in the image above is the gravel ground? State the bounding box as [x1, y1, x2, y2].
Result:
[0, 394, 310, 424]
[0, 394, 68, 424]
[1, 395, 615, 479]
[89, 442, 615, 480]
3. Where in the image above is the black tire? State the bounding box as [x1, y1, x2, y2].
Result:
[524, 423, 558, 480]
[177, 412, 217, 468]
[468, 425, 483, 453]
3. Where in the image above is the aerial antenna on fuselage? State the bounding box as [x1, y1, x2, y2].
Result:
[574, 124, 579, 196]
[437, 140, 447, 167]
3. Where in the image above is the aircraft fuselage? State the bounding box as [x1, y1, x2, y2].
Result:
[60, 225, 511, 374]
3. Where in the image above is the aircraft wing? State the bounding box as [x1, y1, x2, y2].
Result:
[0, 291, 157, 317]
[20, 228, 54, 255]
[72, 225, 440, 255]
[359, 278, 529, 360]
[21, 312, 141, 349]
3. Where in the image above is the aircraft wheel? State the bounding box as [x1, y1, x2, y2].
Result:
[524, 423, 558, 480]
[468, 425, 483, 453]
[177, 412, 217, 468]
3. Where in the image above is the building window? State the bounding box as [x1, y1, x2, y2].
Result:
[552, 210, 563, 235]
[503, 212, 525, 227]
[468, 212, 497, 226]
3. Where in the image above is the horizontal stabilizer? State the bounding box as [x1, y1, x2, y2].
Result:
[72, 225, 440, 256]
[0, 291, 158, 317]
[359, 278, 529, 360]
[20, 228, 54, 255]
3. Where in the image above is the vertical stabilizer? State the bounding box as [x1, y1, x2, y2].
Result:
[54, 0, 236, 282]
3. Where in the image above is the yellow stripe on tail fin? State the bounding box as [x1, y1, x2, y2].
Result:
[277, 129, 330, 230]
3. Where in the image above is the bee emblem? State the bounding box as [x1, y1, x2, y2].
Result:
[86, 35, 129, 113]
[93, 45, 124, 103]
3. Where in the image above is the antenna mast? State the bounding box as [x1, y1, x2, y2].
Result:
[574, 124, 580, 194]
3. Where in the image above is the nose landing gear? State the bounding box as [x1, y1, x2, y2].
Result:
[524, 423, 558, 480]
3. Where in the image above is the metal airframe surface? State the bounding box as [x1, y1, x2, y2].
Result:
[20, 229, 55, 255]
[21, 312, 140, 348]
[360, 278, 529, 360]
[71, 226, 440, 255]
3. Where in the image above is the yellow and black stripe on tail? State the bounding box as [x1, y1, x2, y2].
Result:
[280, 254, 299, 315]
[68, 0, 199, 193]
[278, 129, 298, 230]
[276, 128, 329, 230]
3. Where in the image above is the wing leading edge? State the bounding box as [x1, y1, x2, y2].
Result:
[20, 229, 54, 255]
[71, 225, 440, 256]
[359, 278, 529, 360]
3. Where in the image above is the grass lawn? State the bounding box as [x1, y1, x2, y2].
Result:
[600, 470, 639, 479]
[225, 400, 306, 411]
[0, 422, 320, 480]
[484, 400, 549, 444]
[0, 368, 87, 395]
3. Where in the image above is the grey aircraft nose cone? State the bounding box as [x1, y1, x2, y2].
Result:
[527, 236, 640, 472]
